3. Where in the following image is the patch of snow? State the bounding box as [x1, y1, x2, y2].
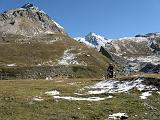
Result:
[87, 79, 140, 94]
[127, 55, 160, 65]
[137, 56, 160, 65]
[137, 84, 157, 91]
[108, 112, 128, 120]
[113, 44, 121, 53]
[140, 91, 152, 99]
[35, 60, 55, 66]
[45, 76, 53, 80]
[128, 62, 140, 72]
[53, 96, 106, 101]
[6, 8, 26, 15]
[157, 91, 160, 94]
[126, 55, 160, 72]
[53, 21, 64, 29]
[68, 82, 82, 85]
[88, 89, 108, 95]
[76, 82, 82, 84]
[16, 8, 26, 11]
[74, 93, 84, 96]
[68, 82, 76, 85]
[42, 60, 55, 66]
[44, 31, 54, 34]
[39, 10, 46, 14]
[58, 49, 85, 65]
[55, 80, 63, 83]
[33, 96, 44, 101]
[36, 64, 42, 66]
[115, 53, 123, 57]
[30, 6, 39, 11]
[7, 64, 17, 67]
[107, 95, 113, 99]
[85, 78, 157, 95]
[45, 90, 60, 96]
[74, 37, 95, 48]
[118, 37, 147, 43]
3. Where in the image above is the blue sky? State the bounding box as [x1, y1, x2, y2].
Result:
[1, 0, 160, 38]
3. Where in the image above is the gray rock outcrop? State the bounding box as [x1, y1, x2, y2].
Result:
[0, 3, 66, 36]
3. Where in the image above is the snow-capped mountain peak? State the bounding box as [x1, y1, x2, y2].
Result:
[85, 32, 108, 45]
[74, 32, 110, 50]
[74, 37, 95, 48]
[86, 32, 107, 40]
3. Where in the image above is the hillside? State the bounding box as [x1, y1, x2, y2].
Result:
[0, 4, 114, 79]
[0, 34, 114, 79]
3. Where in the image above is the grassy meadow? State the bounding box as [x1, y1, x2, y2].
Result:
[0, 75, 160, 120]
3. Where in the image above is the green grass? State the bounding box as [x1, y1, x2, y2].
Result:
[0, 34, 117, 79]
[0, 77, 159, 120]
[0, 34, 109, 66]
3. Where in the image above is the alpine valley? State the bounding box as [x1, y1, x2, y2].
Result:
[0, 3, 160, 120]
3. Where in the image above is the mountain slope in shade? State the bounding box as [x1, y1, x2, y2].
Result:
[0, 3, 66, 36]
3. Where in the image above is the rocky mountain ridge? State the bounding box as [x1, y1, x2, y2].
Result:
[0, 3, 66, 36]
[75, 32, 160, 73]
[108, 33, 160, 73]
